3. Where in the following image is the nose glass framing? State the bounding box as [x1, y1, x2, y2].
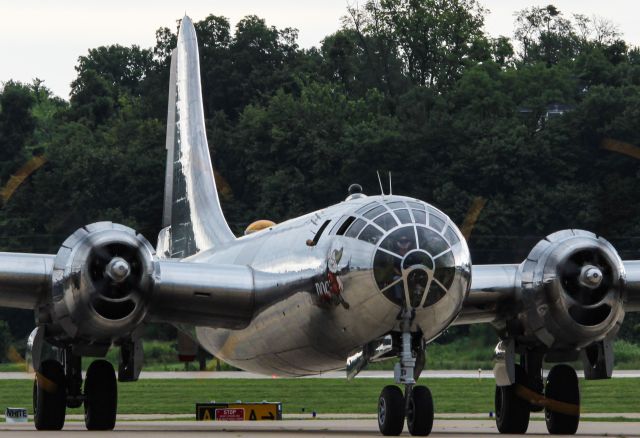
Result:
[335, 198, 460, 309]
[374, 224, 456, 308]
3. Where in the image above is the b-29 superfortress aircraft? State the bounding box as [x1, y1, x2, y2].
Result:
[0, 16, 638, 436]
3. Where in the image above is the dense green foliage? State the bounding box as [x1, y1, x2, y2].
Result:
[0, 1, 639, 348]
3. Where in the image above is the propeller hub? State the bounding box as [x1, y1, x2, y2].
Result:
[105, 257, 131, 283]
[579, 265, 603, 289]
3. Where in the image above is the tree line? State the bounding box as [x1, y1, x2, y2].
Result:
[0, 1, 639, 341]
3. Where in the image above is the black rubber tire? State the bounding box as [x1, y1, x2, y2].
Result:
[378, 385, 405, 436]
[33, 359, 66, 430]
[495, 365, 530, 434]
[407, 385, 434, 436]
[84, 359, 118, 430]
[545, 364, 580, 435]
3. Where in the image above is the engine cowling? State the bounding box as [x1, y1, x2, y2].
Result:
[48, 222, 155, 342]
[519, 230, 625, 350]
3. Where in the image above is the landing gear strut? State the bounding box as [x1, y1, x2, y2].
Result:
[32, 349, 118, 431]
[377, 309, 434, 436]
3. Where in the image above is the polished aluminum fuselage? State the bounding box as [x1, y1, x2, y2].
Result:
[189, 194, 470, 376]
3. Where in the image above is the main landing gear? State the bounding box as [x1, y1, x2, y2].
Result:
[33, 349, 118, 431]
[495, 356, 580, 435]
[378, 310, 434, 436]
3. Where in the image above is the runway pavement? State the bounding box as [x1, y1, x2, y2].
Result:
[2, 369, 640, 379]
[1, 371, 636, 436]
[1, 419, 639, 437]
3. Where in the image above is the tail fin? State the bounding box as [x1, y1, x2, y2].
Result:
[159, 16, 235, 259]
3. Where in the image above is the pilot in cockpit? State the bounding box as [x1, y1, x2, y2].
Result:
[395, 235, 413, 257]
[392, 233, 413, 301]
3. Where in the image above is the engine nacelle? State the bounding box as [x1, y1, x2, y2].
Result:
[518, 230, 625, 350]
[47, 222, 155, 343]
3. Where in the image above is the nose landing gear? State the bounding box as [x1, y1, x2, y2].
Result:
[377, 309, 434, 436]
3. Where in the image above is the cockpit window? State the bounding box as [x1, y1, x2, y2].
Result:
[374, 213, 398, 231]
[434, 251, 455, 289]
[428, 213, 445, 232]
[380, 228, 416, 255]
[310, 220, 331, 245]
[427, 206, 447, 230]
[374, 251, 400, 291]
[386, 201, 405, 209]
[363, 205, 386, 220]
[416, 227, 449, 255]
[335, 198, 463, 309]
[395, 209, 412, 224]
[356, 202, 377, 214]
[444, 226, 460, 246]
[335, 216, 355, 235]
[402, 250, 433, 271]
[412, 209, 427, 225]
[358, 225, 384, 244]
[374, 221, 459, 309]
[345, 218, 366, 238]
[335, 200, 462, 268]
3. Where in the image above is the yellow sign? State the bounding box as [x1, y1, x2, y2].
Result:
[196, 402, 281, 421]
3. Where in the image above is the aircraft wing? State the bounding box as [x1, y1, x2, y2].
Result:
[456, 229, 640, 383]
[0, 223, 299, 332]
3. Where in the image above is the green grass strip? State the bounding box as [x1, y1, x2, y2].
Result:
[0, 378, 638, 415]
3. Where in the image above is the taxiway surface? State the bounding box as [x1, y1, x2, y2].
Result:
[1, 420, 638, 437]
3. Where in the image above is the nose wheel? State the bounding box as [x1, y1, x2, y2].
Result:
[378, 309, 434, 436]
[378, 385, 434, 436]
[407, 385, 434, 436]
[377, 384, 434, 436]
[378, 385, 405, 435]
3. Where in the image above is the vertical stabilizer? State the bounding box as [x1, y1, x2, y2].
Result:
[160, 16, 236, 258]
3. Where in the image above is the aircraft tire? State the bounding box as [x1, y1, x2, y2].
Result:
[545, 364, 580, 435]
[33, 359, 66, 430]
[84, 359, 117, 430]
[378, 385, 405, 436]
[495, 364, 530, 434]
[407, 385, 434, 436]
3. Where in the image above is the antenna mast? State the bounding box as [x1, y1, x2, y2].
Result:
[376, 171, 385, 196]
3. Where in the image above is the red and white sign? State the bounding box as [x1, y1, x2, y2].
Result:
[215, 408, 245, 421]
